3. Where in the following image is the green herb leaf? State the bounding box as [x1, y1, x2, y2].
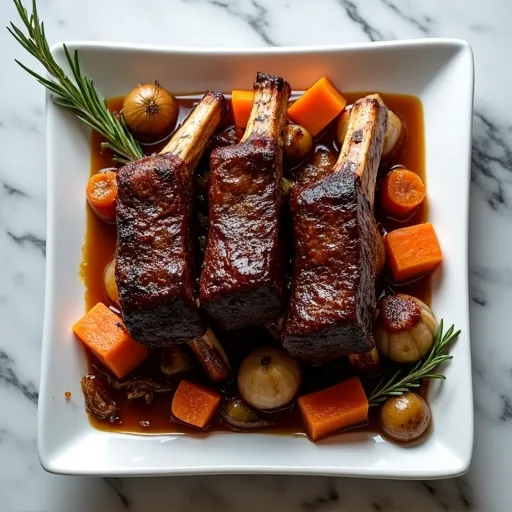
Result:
[9, 0, 144, 163]
[368, 320, 460, 406]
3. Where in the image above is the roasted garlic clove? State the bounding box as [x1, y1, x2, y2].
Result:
[187, 327, 231, 382]
[220, 397, 274, 431]
[335, 108, 351, 148]
[348, 346, 381, 374]
[283, 124, 313, 163]
[374, 294, 438, 363]
[160, 346, 193, 376]
[383, 109, 403, 157]
[238, 346, 301, 411]
[103, 259, 120, 306]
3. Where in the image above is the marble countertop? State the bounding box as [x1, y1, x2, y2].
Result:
[1, 0, 511, 510]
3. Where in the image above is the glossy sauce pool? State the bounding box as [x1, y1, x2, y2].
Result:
[82, 92, 428, 436]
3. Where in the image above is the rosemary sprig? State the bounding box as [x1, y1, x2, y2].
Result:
[368, 320, 461, 406]
[8, 0, 144, 163]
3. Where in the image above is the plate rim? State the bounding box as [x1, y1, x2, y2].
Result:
[38, 38, 475, 478]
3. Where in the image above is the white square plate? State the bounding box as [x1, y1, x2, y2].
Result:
[39, 39, 474, 478]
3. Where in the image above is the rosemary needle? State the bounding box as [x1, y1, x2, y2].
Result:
[368, 320, 461, 406]
[8, 0, 144, 163]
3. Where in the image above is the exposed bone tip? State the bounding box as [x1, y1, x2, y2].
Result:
[255, 72, 291, 94]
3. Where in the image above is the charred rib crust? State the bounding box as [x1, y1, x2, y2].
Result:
[116, 92, 227, 348]
[116, 153, 203, 347]
[200, 73, 291, 330]
[255, 72, 288, 92]
[282, 172, 376, 363]
[282, 95, 387, 364]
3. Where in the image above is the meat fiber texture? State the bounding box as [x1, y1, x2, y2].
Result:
[200, 140, 285, 330]
[116, 154, 204, 348]
[282, 95, 387, 364]
[283, 171, 376, 364]
[200, 73, 290, 330]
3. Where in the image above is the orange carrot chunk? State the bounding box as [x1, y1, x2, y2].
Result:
[73, 303, 148, 378]
[171, 380, 221, 429]
[231, 90, 254, 128]
[86, 170, 118, 223]
[380, 168, 426, 216]
[385, 222, 443, 282]
[298, 376, 369, 441]
[288, 77, 347, 137]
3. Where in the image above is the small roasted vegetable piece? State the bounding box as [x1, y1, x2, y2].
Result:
[374, 294, 438, 363]
[231, 89, 254, 128]
[337, 106, 402, 157]
[348, 347, 380, 374]
[187, 328, 231, 382]
[369, 320, 460, 406]
[160, 346, 193, 376]
[283, 124, 313, 163]
[288, 77, 347, 136]
[335, 109, 350, 147]
[86, 170, 118, 223]
[298, 376, 369, 441]
[123, 83, 178, 137]
[73, 303, 148, 378]
[81, 375, 118, 421]
[383, 109, 403, 157]
[103, 259, 119, 306]
[93, 364, 174, 404]
[221, 397, 274, 431]
[171, 380, 221, 428]
[375, 227, 386, 275]
[380, 168, 425, 216]
[379, 392, 431, 442]
[238, 346, 301, 411]
[385, 223, 443, 282]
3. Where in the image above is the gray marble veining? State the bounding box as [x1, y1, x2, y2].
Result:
[1, 0, 511, 510]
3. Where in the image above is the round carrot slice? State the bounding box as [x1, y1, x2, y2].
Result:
[86, 170, 118, 223]
[380, 168, 425, 216]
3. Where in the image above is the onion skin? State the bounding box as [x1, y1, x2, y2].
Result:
[283, 124, 313, 162]
[237, 346, 301, 411]
[374, 294, 438, 363]
[383, 109, 403, 157]
[123, 83, 179, 137]
[379, 392, 431, 442]
[220, 397, 274, 431]
[103, 260, 119, 306]
[335, 109, 351, 147]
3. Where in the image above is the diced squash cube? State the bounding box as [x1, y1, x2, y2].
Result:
[385, 222, 443, 282]
[73, 303, 148, 378]
[298, 376, 369, 441]
[171, 380, 221, 429]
